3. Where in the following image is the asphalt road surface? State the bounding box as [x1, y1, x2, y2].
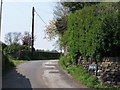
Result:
[3, 60, 91, 89]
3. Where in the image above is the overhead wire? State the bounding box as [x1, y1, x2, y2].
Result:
[34, 8, 47, 25]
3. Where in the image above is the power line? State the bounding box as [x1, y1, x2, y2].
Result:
[34, 8, 47, 25]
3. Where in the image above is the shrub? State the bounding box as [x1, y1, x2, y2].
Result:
[4, 44, 31, 59]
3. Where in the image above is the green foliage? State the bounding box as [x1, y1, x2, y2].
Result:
[100, 14, 120, 56]
[1, 42, 7, 51]
[62, 2, 99, 12]
[19, 51, 61, 60]
[59, 2, 120, 89]
[3, 43, 60, 60]
[59, 56, 109, 89]
[10, 59, 27, 66]
[59, 55, 72, 70]
[20, 45, 31, 51]
[62, 2, 84, 12]
[67, 2, 120, 62]
[67, 65, 98, 88]
[2, 53, 27, 74]
[59, 56, 67, 69]
[4, 43, 21, 55]
[2, 53, 15, 74]
[3, 43, 31, 59]
[60, 31, 68, 47]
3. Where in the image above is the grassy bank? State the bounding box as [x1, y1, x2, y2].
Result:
[59, 56, 119, 90]
[9, 58, 27, 66]
[2, 55, 27, 74]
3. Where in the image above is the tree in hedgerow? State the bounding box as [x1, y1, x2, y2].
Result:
[22, 31, 32, 47]
[62, 2, 99, 12]
[4, 32, 22, 45]
[45, 2, 69, 55]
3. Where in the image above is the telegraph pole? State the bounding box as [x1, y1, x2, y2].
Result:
[31, 7, 34, 53]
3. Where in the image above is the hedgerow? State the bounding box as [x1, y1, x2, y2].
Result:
[67, 2, 120, 62]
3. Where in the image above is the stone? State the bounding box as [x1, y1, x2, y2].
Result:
[81, 57, 120, 87]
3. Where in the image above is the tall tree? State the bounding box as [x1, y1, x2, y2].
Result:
[5, 32, 21, 45]
[53, 2, 68, 34]
[22, 31, 32, 46]
[62, 2, 84, 12]
[62, 2, 99, 12]
[44, 19, 57, 40]
[45, 2, 68, 38]
[45, 2, 69, 54]
[54, 2, 69, 55]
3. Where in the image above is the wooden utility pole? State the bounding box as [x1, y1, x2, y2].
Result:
[31, 7, 34, 53]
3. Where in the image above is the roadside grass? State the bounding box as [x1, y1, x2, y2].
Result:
[59, 56, 118, 90]
[9, 58, 27, 66]
[67, 65, 107, 89]
[3, 55, 27, 74]
[8, 55, 28, 65]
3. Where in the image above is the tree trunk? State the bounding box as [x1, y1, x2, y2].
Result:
[64, 44, 68, 56]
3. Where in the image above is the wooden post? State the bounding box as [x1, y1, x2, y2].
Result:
[31, 7, 34, 53]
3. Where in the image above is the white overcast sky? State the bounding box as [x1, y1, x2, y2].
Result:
[1, 0, 60, 50]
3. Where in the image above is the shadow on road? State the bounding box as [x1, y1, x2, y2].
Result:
[2, 68, 32, 89]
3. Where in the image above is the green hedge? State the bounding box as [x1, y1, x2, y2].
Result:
[18, 51, 61, 60]
[67, 2, 120, 62]
[3, 44, 61, 60]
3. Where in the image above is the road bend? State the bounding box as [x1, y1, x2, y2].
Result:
[3, 60, 92, 89]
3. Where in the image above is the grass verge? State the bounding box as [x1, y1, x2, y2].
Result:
[59, 56, 120, 90]
[9, 58, 27, 66]
[2, 55, 27, 74]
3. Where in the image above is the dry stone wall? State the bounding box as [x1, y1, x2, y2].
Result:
[97, 57, 120, 87]
[78, 57, 120, 87]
